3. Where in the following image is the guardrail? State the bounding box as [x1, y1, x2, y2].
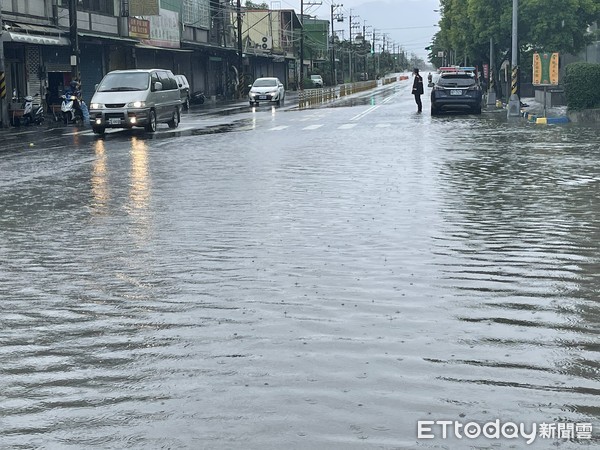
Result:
[298, 77, 401, 108]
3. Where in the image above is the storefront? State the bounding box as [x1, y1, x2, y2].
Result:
[3, 30, 70, 110]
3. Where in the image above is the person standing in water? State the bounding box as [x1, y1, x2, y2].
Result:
[412, 68, 424, 113]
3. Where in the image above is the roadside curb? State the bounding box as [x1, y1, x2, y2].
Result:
[521, 109, 570, 124]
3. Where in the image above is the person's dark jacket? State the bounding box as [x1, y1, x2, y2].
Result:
[412, 74, 424, 95]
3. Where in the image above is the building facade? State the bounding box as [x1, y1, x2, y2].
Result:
[0, 0, 304, 117]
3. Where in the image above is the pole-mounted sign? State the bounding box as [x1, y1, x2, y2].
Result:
[532, 52, 559, 86]
[533, 52, 559, 117]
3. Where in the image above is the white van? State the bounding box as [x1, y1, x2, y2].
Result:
[89, 69, 181, 134]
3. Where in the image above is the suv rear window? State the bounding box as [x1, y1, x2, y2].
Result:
[437, 74, 476, 88]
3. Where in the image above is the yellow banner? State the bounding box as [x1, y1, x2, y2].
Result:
[533, 52, 559, 85]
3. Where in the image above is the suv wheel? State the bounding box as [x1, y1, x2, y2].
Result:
[184, 96, 190, 110]
[145, 109, 157, 132]
[168, 108, 180, 129]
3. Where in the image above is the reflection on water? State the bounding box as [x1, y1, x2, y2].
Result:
[430, 122, 600, 428]
[129, 136, 150, 211]
[91, 139, 109, 212]
[0, 107, 598, 448]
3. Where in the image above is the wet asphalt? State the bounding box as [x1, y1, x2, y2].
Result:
[0, 80, 599, 449]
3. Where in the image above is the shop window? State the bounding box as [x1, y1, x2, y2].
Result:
[60, 0, 114, 15]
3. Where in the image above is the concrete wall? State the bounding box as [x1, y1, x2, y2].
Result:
[567, 108, 600, 124]
[535, 88, 566, 106]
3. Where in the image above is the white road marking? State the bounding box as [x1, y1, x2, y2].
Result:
[338, 123, 357, 130]
[62, 129, 95, 136]
[269, 125, 289, 131]
[350, 105, 381, 121]
[303, 124, 324, 130]
[375, 123, 391, 128]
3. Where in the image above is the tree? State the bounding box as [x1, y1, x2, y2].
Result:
[433, 0, 600, 67]
[245, 1, 269, 9]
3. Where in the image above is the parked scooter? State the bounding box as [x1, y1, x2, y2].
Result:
[61, 94, 84, 125]
[190, 91, 206, 105]
[11, 93, 45, 126]
[22, 94, 45, 126]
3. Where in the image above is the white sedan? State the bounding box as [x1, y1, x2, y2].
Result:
[248, 77, 286, 106]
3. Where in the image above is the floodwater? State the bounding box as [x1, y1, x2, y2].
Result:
[0, 94, 599, 449]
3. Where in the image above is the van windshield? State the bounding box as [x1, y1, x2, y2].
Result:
[97, 73, 150, 92]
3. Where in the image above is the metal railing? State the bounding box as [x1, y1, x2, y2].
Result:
[298, 77, 399, 108]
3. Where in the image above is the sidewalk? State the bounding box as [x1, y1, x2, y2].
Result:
[519, 97, 570, 124]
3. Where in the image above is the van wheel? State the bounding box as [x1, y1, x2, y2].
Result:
[184, 97, 190, 110]
[145, 109, 157, 132]
[92, 125, 105, 135]
[168, 108, 180, 129]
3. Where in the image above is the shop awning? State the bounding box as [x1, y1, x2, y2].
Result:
[13, 22, 63, 34]
[181, 41, 237, 53]
[6, 32, 70, 46]
[79, 32, 139, 43]
[135, 43, 192, 53]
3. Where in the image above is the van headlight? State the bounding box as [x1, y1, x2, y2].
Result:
[90, 103, 102, 109]
[127, 101, 146, 108]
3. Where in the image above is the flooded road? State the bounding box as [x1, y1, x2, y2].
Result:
[0, 84, 598, 449]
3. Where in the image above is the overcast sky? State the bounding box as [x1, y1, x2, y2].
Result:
[268, 0, 442, 61]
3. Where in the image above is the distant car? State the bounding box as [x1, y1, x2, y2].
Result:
[430, 68, 482, 115]
[310, 75, 323, 87]
[248, 77, 285, 106]
[175, 74, 191, 110]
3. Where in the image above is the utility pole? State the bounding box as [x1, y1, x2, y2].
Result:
[348, 10, 352, 83]
[300, 0, 304, 89]
[371, 29, 376, 76]
[507, 0, 520, 117]
[487, 37, 496, 106]
[237, 0, 243, 98]
[330, 4, 343, 86]
[363, 21, 370, 79]
[348, 11, 360, 82]
[0, 5, 9, 127]
[68, 0, 80, 80]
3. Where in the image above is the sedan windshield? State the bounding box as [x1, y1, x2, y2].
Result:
[253, 79, 277, 87]
[97, 73, 150, 92]
[438, 75, 476, 88]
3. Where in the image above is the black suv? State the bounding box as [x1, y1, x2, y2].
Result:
[430, 70, 482, 115]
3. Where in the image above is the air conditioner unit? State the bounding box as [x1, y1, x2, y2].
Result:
[261, 36, 273, 50]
